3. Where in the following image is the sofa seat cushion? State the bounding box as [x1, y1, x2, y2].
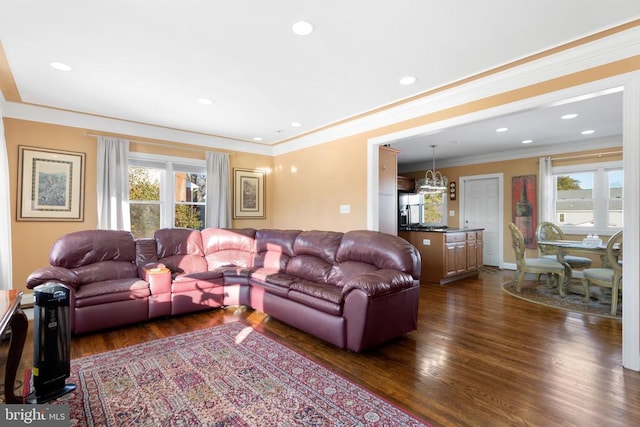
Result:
[250, 270, 298, 298]
[288, 281, 342, 316]
[174, 270, 223, 282]
[250, 268, 295, 285]
[220, 266, 253, 278]
[75, 278, 150, 307]
[172, 271, 224, 293]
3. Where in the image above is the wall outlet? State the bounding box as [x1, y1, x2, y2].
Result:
[339, 204, 350, 214]
[422, 239, 431, 245]
[449, 210, 455, 217]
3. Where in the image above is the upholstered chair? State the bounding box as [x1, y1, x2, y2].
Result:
[509, 223, 566, 294]
[581, 231, 623, 316]
[536, 222, 593, 270]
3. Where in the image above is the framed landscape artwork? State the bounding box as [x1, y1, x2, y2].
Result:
[17, 146, 86, 221]
[233, 168, 265, 219]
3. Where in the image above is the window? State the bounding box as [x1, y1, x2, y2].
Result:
[129, 154, 206, 238]
[552, 161, 622, 233]
[422, 192, 447, 226]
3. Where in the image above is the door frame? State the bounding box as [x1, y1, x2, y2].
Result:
[459, 173, 504, 268]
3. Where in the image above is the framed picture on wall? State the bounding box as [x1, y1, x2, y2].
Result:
[17, 146, 86, 221]
[233, 168, 265, 219]
[512, 174, 537, 249]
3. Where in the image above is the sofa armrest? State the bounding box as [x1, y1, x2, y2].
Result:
[139, 262, 167, 279]
[342, 270, 415, 298]
[26, 266, 80, 290]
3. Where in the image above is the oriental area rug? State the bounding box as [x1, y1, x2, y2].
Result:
[502, 279, 622, 319]
[52, 321, 430, 426]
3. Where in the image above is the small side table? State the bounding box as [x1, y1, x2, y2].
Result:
[0, 290, 28, 404]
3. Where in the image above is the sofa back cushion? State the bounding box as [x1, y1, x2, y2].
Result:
[48, 230, 138, 283]
[336, 230, 421, 280]
[50, 230, 136, 267]
[154, 228, 207, 274]
[254, 229, 300, 271]
[286, 230, 343, 284]
[201, 228, 256, 268]
[72, 261, 139, 284]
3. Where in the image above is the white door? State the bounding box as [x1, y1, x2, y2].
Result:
[461, 174, 503, 267]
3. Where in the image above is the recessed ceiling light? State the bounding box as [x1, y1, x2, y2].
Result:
[522, 139, 533, 144]
[50, 62, 71, 71]
[496, 127, 508, 133]
[253, 137, 263, 141]
[197, 98, 213, 105]
[399, 76, 417, 85]
[561, 113, 578, 120]
[581, 129, 595, 135]
[291, 121, 302, 127]
[291, 21, 314, 36]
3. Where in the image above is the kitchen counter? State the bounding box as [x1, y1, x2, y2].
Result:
[399, 228, 484, 284]
[398, 226, 484, 233]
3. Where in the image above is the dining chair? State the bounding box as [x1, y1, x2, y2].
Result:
[581, 230, 623, 315]
[509, 223, 566, 294]
[535, 222, 593, 269]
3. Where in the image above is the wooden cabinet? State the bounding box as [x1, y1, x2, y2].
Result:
[445, 233, 467, 277]
[400, 230, 483, 285]
[397, 175, 415, 192]
[466, 231, 482, 271]
[378, 146, 400, 235]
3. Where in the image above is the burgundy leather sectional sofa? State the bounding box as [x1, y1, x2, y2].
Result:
[27, 227, 421, 352]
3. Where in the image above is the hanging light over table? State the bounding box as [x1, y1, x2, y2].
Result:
[416, 145, 447, 194]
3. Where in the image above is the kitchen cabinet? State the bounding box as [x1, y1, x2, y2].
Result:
[466, 231, 483, 271]
[445, 233, 467, 277]
[397, 175, 415, 192]
[379, 146, 399, 235]
[399, 229, 483, 284]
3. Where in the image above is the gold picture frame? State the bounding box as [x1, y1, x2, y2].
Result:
[233, 168, 265, 219]
[17, 146, 86, 221]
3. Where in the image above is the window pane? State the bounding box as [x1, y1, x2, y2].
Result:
[422, 192, 446, 225]
[555, 173, 594, 227]
[175, 172, 206, 203]
[608, 169, 623, 227]
[175, 204, 205, 229]
[129, 167, 161, 201]
[129, 166, 162, 238]
[130, 203, 160, 238]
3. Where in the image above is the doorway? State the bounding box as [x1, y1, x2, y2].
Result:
[460, 174, 503, 267]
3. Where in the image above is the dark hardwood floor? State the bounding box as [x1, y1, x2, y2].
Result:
[3, 268, 639, 426]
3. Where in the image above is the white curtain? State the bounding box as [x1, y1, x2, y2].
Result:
[0, 113, 13, 290]
[97, 136, 130, 230]
[538, 156, 554, 223]
[205, 151, 231, 228]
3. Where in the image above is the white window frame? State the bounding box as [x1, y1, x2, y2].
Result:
[129, 152, 206, 229]
[552, 160, 623, 236]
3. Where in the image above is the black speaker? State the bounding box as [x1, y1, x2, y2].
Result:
[26, 282, 76, 404]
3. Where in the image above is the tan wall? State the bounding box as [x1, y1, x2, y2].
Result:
[271, 135, 368, 231]
[4, 118, 273, 293]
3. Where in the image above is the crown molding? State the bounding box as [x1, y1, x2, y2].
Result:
[1, 101, 273, 156]
[276, 25, 640, 156]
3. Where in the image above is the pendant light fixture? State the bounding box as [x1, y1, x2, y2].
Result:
[416, 145, 447, 194]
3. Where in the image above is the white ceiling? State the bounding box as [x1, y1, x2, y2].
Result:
[1, 1, 639, 159]
[394, 88, 624, 171]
